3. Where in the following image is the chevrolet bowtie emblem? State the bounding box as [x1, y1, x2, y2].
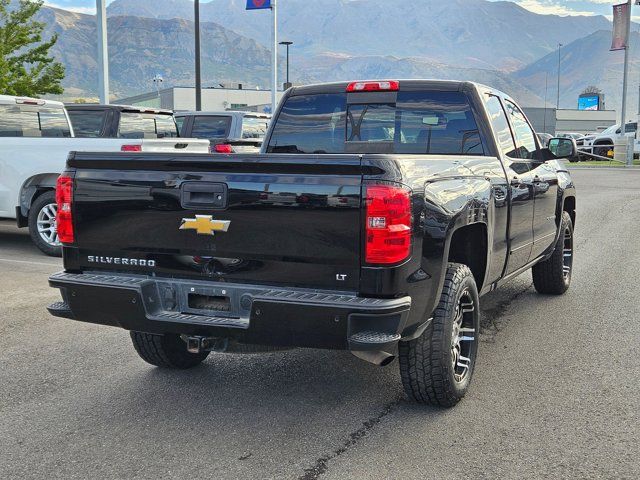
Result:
[179, 215, 230, 236]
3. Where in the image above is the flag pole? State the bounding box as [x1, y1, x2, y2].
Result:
[271, 0, 278, 114]
[621, 0, 631, 166]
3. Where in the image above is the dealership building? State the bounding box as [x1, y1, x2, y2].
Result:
[117, 85, 277, 113]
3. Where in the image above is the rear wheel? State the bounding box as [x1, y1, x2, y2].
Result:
[399, 263, 479, 407]
[130, 332, 210, 369]
[532, 211, 573, 295]
[28, 191, 62, 257]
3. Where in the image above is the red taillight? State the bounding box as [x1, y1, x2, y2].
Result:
[365, 184, 412, 265]
[55, 175, 74, 244]
[121, 144, 142, 152]
[213, 144, 233, 153]
[347, 80, 399, 92]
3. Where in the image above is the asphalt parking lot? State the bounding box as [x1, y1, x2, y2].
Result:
[1, 168, 639, 479]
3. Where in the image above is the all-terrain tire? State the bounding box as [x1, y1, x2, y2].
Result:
[532, 211, 573, 295]
[130, 331, 210, 369]
[398, 263, 480, 407]
[28, 191, 62, 257]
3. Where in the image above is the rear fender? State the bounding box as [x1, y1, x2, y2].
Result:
[414, 176, 492, 320]
[19, 173, 60, 218]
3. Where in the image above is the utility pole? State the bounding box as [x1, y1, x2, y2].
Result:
[194, 0, 202, 111]
[556, 43, 562, 109]
[96, 0, 109, 104]
[543, 72, 548, 133]
[620, 1, 632, 166]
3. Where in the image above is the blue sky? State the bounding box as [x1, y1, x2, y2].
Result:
[45, 1, 620, 17]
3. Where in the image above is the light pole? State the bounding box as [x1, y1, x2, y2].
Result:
[153, 74, 164, 106]
[96, 0, 109, 104]
[556, 43, 563, 109]
[194, 0, 202, 111]
[279, 41, 293, 89]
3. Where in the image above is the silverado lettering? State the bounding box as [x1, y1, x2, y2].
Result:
[87, 256, 156, 267]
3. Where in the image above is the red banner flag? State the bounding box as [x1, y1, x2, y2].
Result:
[611, 2, 631, 51]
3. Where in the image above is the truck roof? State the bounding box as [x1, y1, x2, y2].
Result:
[289, 79, 493, 96]
[0, 94, 65, 108]
[64, 104, 174, 115]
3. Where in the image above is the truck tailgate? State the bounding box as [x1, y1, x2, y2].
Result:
[67, 153, 364, 291]
[139, 138, 210, 153]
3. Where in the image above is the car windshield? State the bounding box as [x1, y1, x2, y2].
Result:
[267, 90, 484, 155]
[600, 125, 619, 135]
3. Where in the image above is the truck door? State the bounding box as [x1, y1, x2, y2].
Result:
[529, 159, 559, 258]
[485, 95, 535, 275]
[504, 100, 558, 260]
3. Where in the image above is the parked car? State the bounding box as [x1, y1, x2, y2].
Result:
[579, 122, 637, 158]
[0, 95, 209, 256]
[175, 111, 271, 153]
[48, 80, 576, 407]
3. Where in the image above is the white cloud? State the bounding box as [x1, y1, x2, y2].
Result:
[44, 2, 96, 14]
[516, 0, 596, 16]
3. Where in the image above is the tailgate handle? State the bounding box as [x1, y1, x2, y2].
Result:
[181, 182, 228, 210]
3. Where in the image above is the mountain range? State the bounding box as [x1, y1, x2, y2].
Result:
[32, 0, 636, 115]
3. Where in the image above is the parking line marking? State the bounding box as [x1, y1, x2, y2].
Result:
[0, 258, 61, 267]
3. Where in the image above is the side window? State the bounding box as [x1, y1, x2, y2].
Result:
[504, 100, 537, 159]
[485, 95, 517, 158]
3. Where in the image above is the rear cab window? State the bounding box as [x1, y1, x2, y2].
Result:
[190, 116, 231, 140]
[118, 112, 179, 139]
[0, 105, 72, 138]
[67, 110, 108, 137]
[241, 116, 269, 139]
[267, 89, 484, 155]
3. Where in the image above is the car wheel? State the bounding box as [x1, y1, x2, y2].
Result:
[28, 191, 62, 257]
[532, 211, 573, 295]
[398, 263, 480, 407]
[130, 331, 210, 369]
[594, 146, 612, 159]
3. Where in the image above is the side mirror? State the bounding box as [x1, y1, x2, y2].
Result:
[548, 137, 577, 160]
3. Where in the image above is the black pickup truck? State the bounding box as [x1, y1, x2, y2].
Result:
[48, 80, 577, 407]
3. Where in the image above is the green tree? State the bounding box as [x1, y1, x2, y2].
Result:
[0, 0, 64, 96]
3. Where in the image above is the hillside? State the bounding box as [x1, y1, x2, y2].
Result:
[514, 30, 640, 115]
[107, 0, 612, 70]
[37, 7, 273, 99]
[36, 5, 541, 105]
